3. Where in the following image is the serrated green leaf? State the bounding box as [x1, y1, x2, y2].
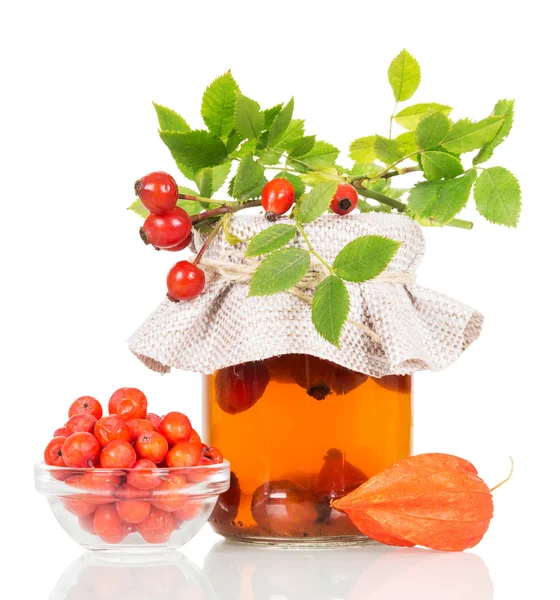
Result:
[312, 275, 350, 346]
[274, 171, 306, 198]
[394, 132, 418, 157]
[333, 235, 401, 283]
[473, 100, 515, 165]
[153, 103, 190, 132]
[225, 129, 244, 154]
[232, 154, 266, 200]
[349, 136, 376, 163]
[160, 130, 228, 170]
[234, 95, 264, 141]
[394, 103, 452, 130]
[246, 224, 297, 257]
[388, 49, 421, 102]
[295, 141, 340, 170]
[373, 135, 405, 165]
[382, 186, 408, 199]
[474, 167, 521, 227]
[231, 139, 257, 159]
[297, 182, 338, 223]
[358, 199, 392, 213]
[176, 186, 205, 215]
[257, 148, 283, 165]
[128, 199, 149, 218]
[201, 72, 240, 139]
[299, 168, 341, 185]
[420, 151, 463, 180]
[263, 104, 283, 130]
[415, 112, 450, 150]
[350, 162, 383, 177]
[194, 160, 232, 197]
[268, 98, 295, 147]
[249, 248, 310, 296]
[276, 119, 305, 149]
[285, 135, 316, 157]
[442, 117, 504, 154]
[407, 169, 477, 225]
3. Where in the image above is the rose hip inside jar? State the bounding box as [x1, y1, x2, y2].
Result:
[203, 354, 412, 546]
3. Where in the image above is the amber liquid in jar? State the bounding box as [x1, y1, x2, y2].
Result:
[204, 354, 412, 544]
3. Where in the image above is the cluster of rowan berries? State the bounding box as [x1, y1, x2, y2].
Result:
[135, 171, 359, 303]
[43, 389, 223, 544]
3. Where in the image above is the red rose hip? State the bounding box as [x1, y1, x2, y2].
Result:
[216, 362, 270, 414]
[135, 431, 169, 464]
[135, 171, 179, 215]
[330, 183, 358, 215]
[127, 459, 161, 491]
[261, 179, 295, 218]
[127, 418, 156, 441]
[116, 500, 151, 524]
[68, 396, 103, 420]
[94, 415, 131, 447]
[165, 441, 202, 468]
[158, 412, 192, 444]
[93, 504, 128, 544]
[44, 437, 67, 467]
[62, 432, 100, 468]
[137, 507, 177, 544]
[100, 440, 137, 468]
[140, 206, 192, 249]
[66, 413, 97, 435]
[108, 388, 148, 421]
[166, 261, 205, 301]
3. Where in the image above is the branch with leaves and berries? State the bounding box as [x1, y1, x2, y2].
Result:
[130, 49, 521, 346]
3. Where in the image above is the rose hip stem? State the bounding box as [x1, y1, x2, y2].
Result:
[190, 200, 261, 226]
[193, 219, 225, 266]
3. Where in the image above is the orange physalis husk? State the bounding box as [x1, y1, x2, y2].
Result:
[332, 453, 494, 552]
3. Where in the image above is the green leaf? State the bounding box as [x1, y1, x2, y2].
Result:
[246, 224, 297, 257]
[232, 154, 266, 200]
[373, 135, 405, 165]
[201, 72, 240, 139]
[160, 130, 228, 170]
[268, 98, 295, 147]
[234, 95, 264, 141]
[153, 103, 190, 132]
[312, 275, 350, 346]
[442, 117, 504, 154]
[299, 168, 340, 185]
[225, 129, 244, 154]
[415, 112, 450, 150]
[263, 104, 283, 130]
[349, 136, 376, 163]
[177, 186, 205, 215]
[393, 103, 452, 130]
[421, 151, 464, 180]
[297, 182, 338, 224]
[473, 100, 515, 165]
[407, 169, 477, 225]
[394, 132, 418, 157]
[474, 167, 521, 227]
[285, 135, 316, 157]
[388, 49, 421, 102]
[128, 199, 148, 218]
[249, 248, 310, 296]
[350, 162, 383, 177]
[274, 171, 306, 198]
[333, 235, 401, 283]
[276, 119, 305, 148]
[194, 161, 232, 197]
[295, 141, 340, 169]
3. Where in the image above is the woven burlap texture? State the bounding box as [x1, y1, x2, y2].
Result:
[129, 213, 483, 377]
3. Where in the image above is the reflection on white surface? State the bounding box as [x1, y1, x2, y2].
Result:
[203, 541, 494, 600]
[50, 551, 216, 600]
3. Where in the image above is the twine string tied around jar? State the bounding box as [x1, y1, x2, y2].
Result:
[198, 256, 416, 342]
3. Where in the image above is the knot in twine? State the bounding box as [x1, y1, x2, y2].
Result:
[198, 255, 416, 342]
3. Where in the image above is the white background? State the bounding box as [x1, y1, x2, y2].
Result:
[1, 1, 558, 598]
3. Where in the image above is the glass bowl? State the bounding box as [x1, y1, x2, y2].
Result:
[34, 461, 230, 551]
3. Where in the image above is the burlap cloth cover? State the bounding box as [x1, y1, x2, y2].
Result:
[128, 213, 483, 377]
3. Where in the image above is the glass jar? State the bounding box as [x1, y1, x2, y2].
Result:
[203, 354, 412, 546]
